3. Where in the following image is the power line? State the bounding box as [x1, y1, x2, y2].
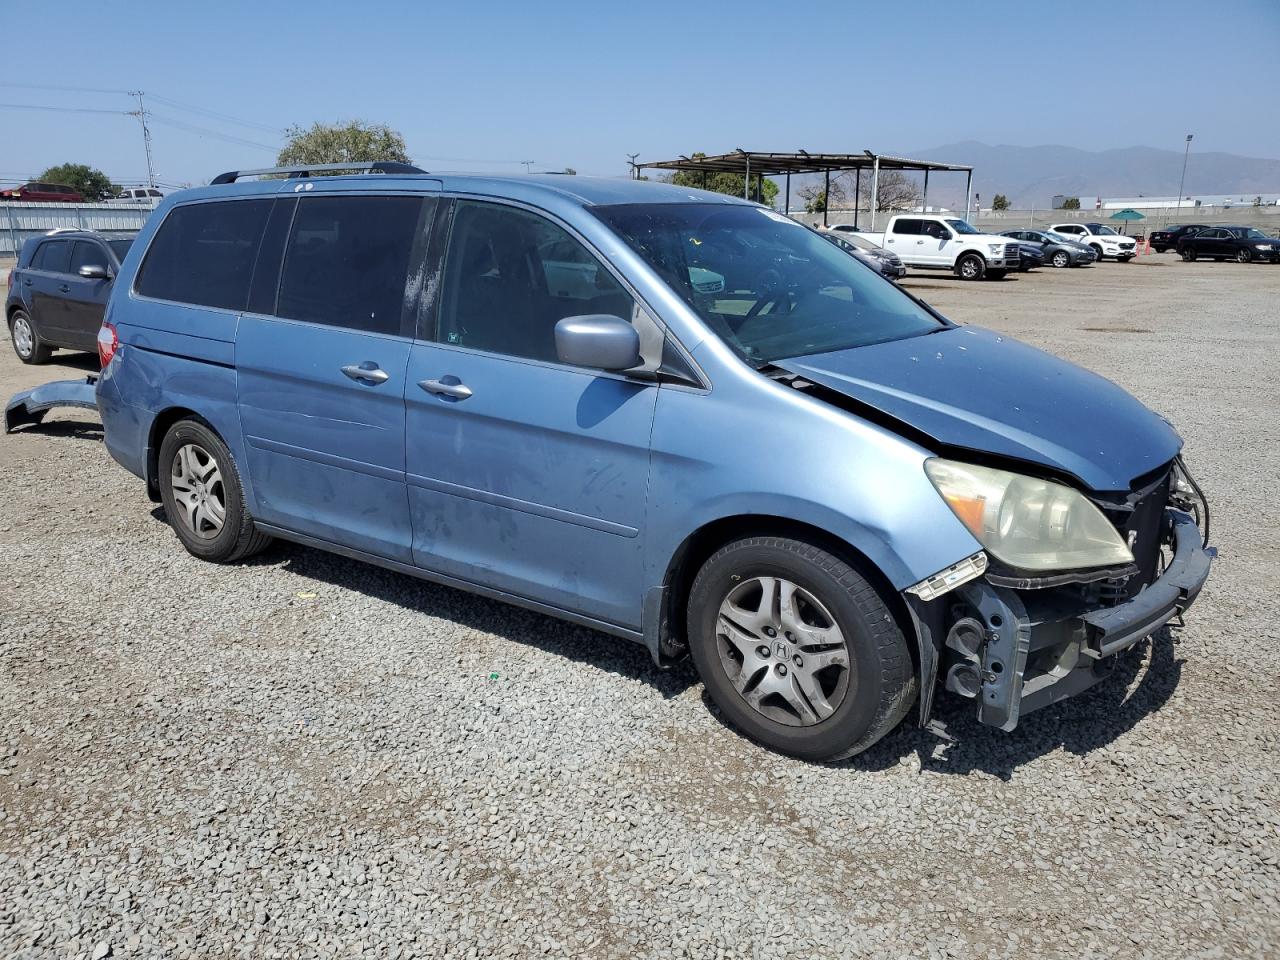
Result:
[148, 113, 278, 152]
[0, 81, 131, 96]
[0, 102, 128, 115]
[147, 93, 282, 134]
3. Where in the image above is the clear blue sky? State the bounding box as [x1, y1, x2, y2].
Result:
[3, 0, 1279, 187]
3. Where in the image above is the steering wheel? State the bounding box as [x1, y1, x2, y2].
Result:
[743, 267, 789, 321]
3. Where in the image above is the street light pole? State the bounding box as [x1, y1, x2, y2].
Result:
[1176, 134, 1193, 222]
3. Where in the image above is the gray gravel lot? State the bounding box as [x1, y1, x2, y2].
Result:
[2, 257, 1278, 959]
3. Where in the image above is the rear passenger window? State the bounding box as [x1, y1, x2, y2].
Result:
[439, 201, 634, 363]
[33, 240, 71, 273]
[135, 199, 272, 310]
[891, 219, 922, 236]
[276, 195, 426, 336]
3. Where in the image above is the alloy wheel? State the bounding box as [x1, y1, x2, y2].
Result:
[715, 576, 852, 727]
[169, 443, 227, 540]
[11, 316, 34, 359]
[1237, 248, 1252, 263]
[1053, 251, 1070, 268]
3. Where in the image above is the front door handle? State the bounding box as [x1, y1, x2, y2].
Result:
[419, 376, 473, 401]
[340, 362, 390, 385]
[59, 284, 71, 293]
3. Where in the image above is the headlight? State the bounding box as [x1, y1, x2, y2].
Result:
[987, 244, 1003, 254]
[1256, 244, 1271, 251]
[924, 459, 1134, 571]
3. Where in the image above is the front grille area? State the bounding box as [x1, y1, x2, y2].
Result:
[1004, 243, 1020, 259]
[1091, 465, 1173, 598]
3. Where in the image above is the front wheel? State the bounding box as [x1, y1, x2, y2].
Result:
[158, 419, 273, 563]
[687, 537, 916, 761]
[1118, 255, 1134, 263]
[1236, 248, 1253, 263]
[1182, 248, 1197, 262]
[987, 269, 1009, 280]
[1089, 244, 1105, 261]
[956, 253, 985, 281]
[9, 310, 53, 364]
[1051, 250, 1071, 268]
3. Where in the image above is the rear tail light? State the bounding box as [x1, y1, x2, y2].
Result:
[97, 322, 119, 368]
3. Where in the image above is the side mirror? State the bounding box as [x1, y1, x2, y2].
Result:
[554, 315, 641, 371]
[79, 264, 111, 280]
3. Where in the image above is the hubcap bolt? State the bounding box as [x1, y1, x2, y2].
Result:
[757, 645, 770, 658]
[776, 664, 788, 676]
[763, 627, 777, 638]
[793, 655, 803, 667]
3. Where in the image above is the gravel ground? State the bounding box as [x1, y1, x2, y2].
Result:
[2, 256, 1278, 959]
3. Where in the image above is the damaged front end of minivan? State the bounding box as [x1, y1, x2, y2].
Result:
[902, 456, 1214, 733]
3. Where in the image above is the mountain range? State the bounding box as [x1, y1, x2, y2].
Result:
[903, 140, 1280, 208]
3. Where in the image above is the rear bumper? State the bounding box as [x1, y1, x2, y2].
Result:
[932, 509, 1212, 732]
[4, 376, 99, 432]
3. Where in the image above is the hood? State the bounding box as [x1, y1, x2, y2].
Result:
[776, 326, 1182, 491]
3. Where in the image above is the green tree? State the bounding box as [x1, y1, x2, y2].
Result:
[1061, 197, 1081, 210]
[277, 120, 410, 169]
[802, 188, 829, 213]
[37, 163, 116, 201]
[663, 154, 779, 206]
[992, 193, 1010, 211]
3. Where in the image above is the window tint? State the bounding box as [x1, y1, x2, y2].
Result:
[276, 195, 425, 336]
[136, 200, 272, 310]
[921, 220, 951, 239]
[69, 241, 107, 274]
[107, 238, 134, 261]
[439, 201, 634, 363]
[891, 219, 922, 236]
[33, 240, 71, 273]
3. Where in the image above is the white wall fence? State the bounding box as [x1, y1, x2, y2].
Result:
[1, 201, 155, 256]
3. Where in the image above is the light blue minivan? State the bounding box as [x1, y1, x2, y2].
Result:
[95, 163, 1213, 760]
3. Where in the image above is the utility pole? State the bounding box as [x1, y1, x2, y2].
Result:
[626, 153, 639, 179]
[1176, 133, 1193, 222]
[128, 90, 156, 188]
[521, 160, 535, 174]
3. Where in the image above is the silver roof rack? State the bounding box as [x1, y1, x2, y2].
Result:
[210, 161, 427, 185]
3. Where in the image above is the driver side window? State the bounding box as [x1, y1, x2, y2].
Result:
[438, 201, 635, 364]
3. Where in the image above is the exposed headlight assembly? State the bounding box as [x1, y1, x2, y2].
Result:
[924, 459, 1134, 572]
[987, 244, 1004, 254]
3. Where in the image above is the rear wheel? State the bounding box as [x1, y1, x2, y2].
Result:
[1236, 248, 1253, 263]
[158, 419, 272, 563]
[687, 537, 916, 761]
[956, 253, 985, 281]
[1051, 250, 1071, 268]
[1153, 246, 1167, 253]
[9, 310, 53, 364]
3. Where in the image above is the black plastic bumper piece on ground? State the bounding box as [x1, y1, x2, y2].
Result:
[3, 376, 99, 433]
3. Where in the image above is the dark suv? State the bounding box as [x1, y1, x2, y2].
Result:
[5, 230, 135, 363]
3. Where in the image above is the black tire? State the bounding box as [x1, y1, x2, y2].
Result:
[1153, 246, 1167, 254]
[158, 419, 272, 563]
[8, 309, 54, 364]
[686, 537, 916, 762]
[1089, 243, 1105, 261]
[987, 269, 1009, 280]
[1118, 255, 1134, 263]
[1236, 248, 1252, 263]
[1182, 247, 1197, 262]
[956, 253, 985, 281]
[1051, 250, 1071, 268]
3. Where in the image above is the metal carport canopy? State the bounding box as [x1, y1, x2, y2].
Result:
[635, 150, 974, 230]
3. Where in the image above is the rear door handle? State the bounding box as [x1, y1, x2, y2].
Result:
[59, 284, 71, 292]
[22, 278, 32, 286]
[419, 376, 473, 401]
[340, 362, 390, 385]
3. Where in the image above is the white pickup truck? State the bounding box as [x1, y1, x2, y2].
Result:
[853, 215, 1020, 280]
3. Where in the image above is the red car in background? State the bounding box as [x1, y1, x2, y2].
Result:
[0, 182, 84, 202]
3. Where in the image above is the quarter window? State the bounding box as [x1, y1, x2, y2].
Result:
[891, 219, 923, 236]
[276, 195, 426, 336]
[438, 201, 634, 363]
[135, 199, 272, 310]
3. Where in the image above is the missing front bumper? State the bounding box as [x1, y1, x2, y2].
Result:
[926, 510, 1212, 732]
[4, 376, 100, 433]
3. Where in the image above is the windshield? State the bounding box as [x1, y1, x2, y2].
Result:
[1231, 227, 1268, 239]
[593, 203, 944, 364]
[108, 239, 134, 261]
[1045, 232, 1073, 243]
[945, 218, 982, 235]
[1095, 225, 1119, 236]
